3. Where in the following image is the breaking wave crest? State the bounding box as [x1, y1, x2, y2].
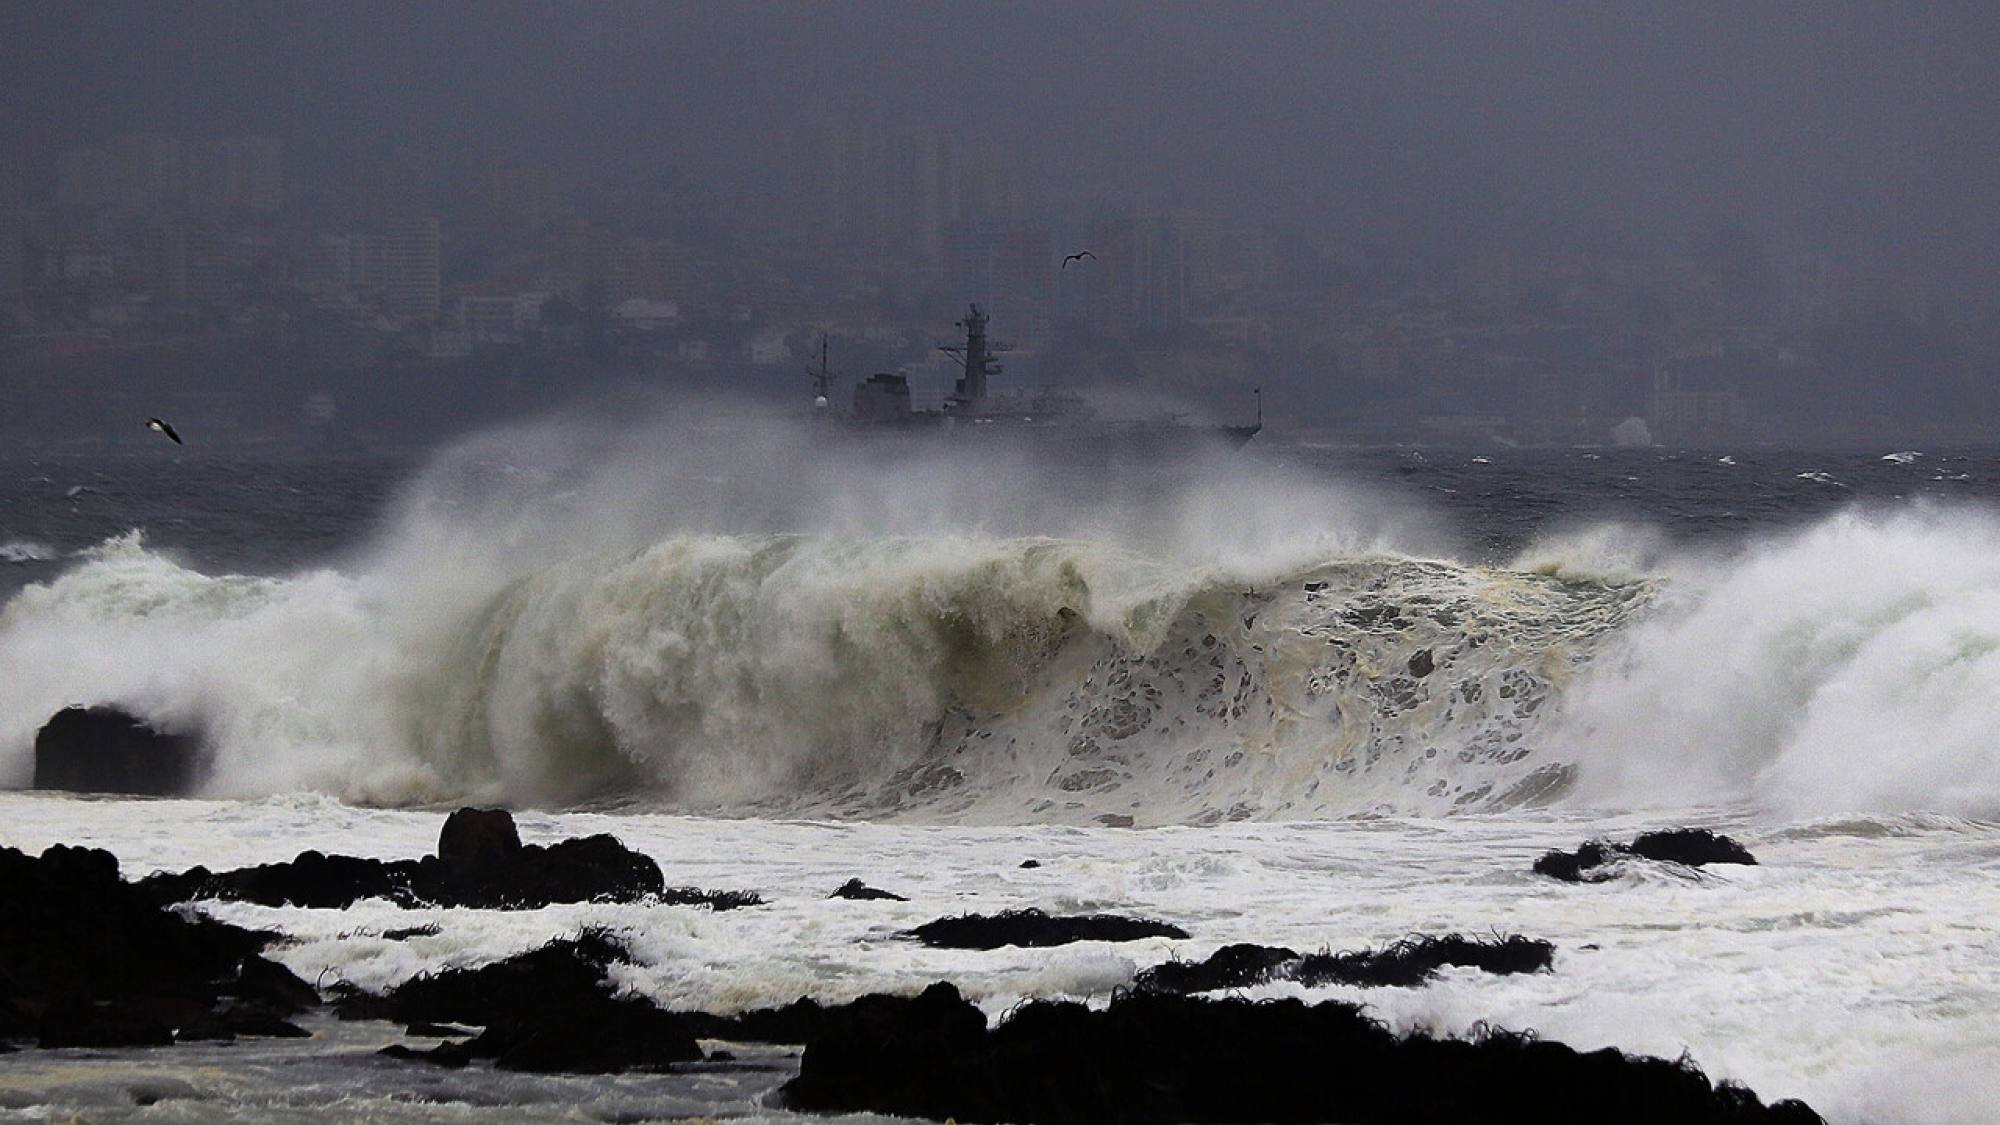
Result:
[7, 409, 2000, 823]
[0, 527, 1651, 821]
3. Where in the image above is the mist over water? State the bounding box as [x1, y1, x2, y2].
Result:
[2, 401, 2000, 824]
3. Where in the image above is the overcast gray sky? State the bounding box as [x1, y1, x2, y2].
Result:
[5, 1, 1999, 277]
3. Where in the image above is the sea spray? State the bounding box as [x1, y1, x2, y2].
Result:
[1551, 504, 2000, 817]
[0, 528, 1647, 818]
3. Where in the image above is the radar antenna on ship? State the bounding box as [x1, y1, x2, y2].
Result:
[806, 334, 839, 410]
[938, 303, 1011, 411]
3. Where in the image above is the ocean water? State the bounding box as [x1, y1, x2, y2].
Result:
[2, 414, 1999, 1122]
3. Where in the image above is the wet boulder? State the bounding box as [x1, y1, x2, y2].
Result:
[681, 997, 830, 1045]
[32, 705, 202, 796]
[0, 843, 305, 1050]
[908, 908, 1188, 950]
[1536, 828, 1757, 883]
[1628, 828, 1758, 867]
[1136, 942, 1301, 993]
[38, 998, 175, 1048]
[779, 987, 1825, 1124]
[373, 928, 701, 1074]
[137, 809, 706, 911]
[1292, 933, 1554, 987]
[830, 878, 907, 902]
[1136, 934, 1554, 994]
[436, 806, 523, 880]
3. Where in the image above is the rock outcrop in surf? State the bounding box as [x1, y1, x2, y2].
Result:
[370, 928, 702, 1074]
[776, 984, 1825, 1124]
[31, 704, 202, 796]
[1535, 828, 1757, 883]
[0, 844, 315, 1048]
[1136, 933, 1554, 993]
[908, 908, 1189, 949]
[138, 807, 761, 910]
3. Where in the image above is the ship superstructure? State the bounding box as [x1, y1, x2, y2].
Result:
[820, 303, 1261, 446]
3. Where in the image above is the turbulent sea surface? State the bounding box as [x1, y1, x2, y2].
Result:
[3, 419, 2000, 1122]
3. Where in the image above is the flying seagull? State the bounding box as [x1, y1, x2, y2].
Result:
[1061, 250, 1096, 269]
[145, 418, 182, 445]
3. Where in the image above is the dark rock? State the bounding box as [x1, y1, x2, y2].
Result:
[1408, 648, 1436, 677]
[459, 996, 699, 1073]
[779, 987, 1824, 1125]
[1137, 934, 1553, 994]
[172, 1015, 238, 1042]
[228, 955, 319, 1014]
[830, 878, 907, 902]
[374, 928, 702, 1075]
[389, 929, 629, 1029]
[484, 832, 665, 909]
[1537, 829, 1758, 883]
[908, 908, 1189, 950]
[178, 1005, 311, 1041]
[1533, 840, 1622, 883]
[659, 886, 765, 911]
[0, 995, 35, 1042]
[326, 981, 398, 1023]
[682, 997, 829, 1044]
[1135, 942, 1301, 993]
[1292, 934, 1555, 988]
[778, 983, 987, 1112]
[1019, 859, 1042, 869]
[138, 809, 693, 911]
[383, 924, 442, 941]
[0, 844, 282, 1052]
[436, 806, 522, 877]
[32, 705, 202, 796]
[138, 851, 425, 910]
[1629, 829, 1759, 867]
[39, 998, 175, 1048]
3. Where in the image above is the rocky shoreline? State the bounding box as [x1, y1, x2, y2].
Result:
[0, 805, 1820, 1123]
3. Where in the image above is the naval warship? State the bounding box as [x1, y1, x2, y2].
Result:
[808, 304, 1262, 448]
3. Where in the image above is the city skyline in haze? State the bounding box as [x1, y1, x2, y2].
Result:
[2, 2, 1998, 448]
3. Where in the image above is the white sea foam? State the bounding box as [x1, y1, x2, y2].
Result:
[1551, 505, 2000, 818]
[3, 793, 1997, 1123]
[0, 539, 58, 563]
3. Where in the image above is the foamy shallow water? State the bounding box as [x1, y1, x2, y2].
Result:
[2, 793, 1998, 1123]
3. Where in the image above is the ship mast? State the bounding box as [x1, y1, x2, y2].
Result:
[806, 334, 838, 408]
[939, 303, 1008, 411]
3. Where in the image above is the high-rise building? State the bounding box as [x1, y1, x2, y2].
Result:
[611, 238, 693, 303]
[1081, 217, 1144, 337]
[194, 137, 285, 213]
[957, 142, 1022, 225]
[0, 211, 23, 308]
[788, 118, 860, 249]
[474, 163, 562, 231]
[309, 233, 391, 299]
[384, 217, 441, 321]
[107, 134, 189, 211]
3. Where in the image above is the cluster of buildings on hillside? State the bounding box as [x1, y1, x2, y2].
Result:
[0, 125, 1987, 448]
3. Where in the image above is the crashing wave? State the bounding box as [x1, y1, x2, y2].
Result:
[0, 530, 1649, 822]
